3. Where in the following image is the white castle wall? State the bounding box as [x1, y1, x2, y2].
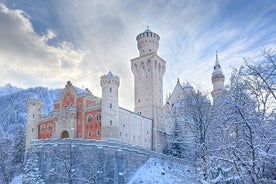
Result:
[119, 108, 152, 149]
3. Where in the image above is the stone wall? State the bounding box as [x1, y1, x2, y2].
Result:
[23, 139, 188, 184]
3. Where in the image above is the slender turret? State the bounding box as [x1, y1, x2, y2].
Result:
[100, 71, 120, 139]
[211, 52, 225, 99]
[26, 99, 43, 150]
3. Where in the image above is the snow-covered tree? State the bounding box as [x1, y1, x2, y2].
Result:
[12, 125, 26, 176]
[23, 151, 45, 184]
[165, 89, 212, 180]
[0, 128, 13, 184]
[209, 50, 276, 183]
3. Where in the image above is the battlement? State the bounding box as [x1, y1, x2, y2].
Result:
[136, 28, 160, 56]
[100, 71, 120, 87]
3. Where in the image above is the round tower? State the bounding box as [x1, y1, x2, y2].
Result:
[100, 71, 120, 139]
[26, 99, 43, 150]
[211, 52, 225, 99]
[136, 26, 160, 56]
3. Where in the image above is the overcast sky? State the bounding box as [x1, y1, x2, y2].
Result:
[0, 0, 275, 110]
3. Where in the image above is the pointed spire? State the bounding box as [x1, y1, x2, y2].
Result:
[107, 70, 113, 77]
[215, 50, 220, 66]
[213, 51, 223, 74]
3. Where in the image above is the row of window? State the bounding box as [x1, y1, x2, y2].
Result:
[40, 124, 53, 132]
[88, 130, 101, 137]
[87, 114, 101, 123]
[39, 134, 52, 139]
[86, 124, 101, 129]
[119, 132, 147, 142]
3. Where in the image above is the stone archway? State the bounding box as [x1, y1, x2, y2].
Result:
[61, 131, 69, 138]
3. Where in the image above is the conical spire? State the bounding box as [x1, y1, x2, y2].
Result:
[215, 50, 220, 66]
[213, 51, 223, 75]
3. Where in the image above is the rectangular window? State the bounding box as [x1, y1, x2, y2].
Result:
[110, 88, 112, 93]
[110, 120, 112, 126]
[97, 130, 100, 136]
[96, 114, 101, 121]
[110, 103, 112, 108]
[88, 115, 92, 123]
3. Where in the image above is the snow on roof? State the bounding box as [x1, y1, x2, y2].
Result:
[144, 28, 152, 33]
[183, 81, 193, 88]
[144, 26, 152, 33]
[107, 70, 113, 77]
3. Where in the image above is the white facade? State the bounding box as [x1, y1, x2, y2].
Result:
[100, 71, 120, 139]
[26, 99, 43, 150]
[131, 28, 166, 152]
[119, 108, 152, 149]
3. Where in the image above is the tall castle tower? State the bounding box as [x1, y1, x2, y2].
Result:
[131, 28, 166, 152]
[26, 99, 43, 150]
[211, 52, 225, 100]
[100, 71, 120, 139]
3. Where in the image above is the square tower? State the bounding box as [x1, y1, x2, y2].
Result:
[131, 28, 166, 152]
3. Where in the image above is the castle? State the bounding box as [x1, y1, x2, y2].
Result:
[25, 28, 225, 153]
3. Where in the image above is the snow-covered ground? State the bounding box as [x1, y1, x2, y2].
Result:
[10, 174, 22, 184]
[128, 158, 197, 184]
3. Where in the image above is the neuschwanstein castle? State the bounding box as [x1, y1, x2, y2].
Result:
[26, 28, 225, 153]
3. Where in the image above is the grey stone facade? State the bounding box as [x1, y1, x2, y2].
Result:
[23, 139, 188, 184]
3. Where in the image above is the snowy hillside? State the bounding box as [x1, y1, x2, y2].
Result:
[0, 84, 62, 135]
[128, 158, 197, 184]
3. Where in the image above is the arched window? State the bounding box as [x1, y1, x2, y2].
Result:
[47, 124, 52, 131]
[87, 115, 92, 123]
[41, 125, 45, 132]
[88, 132, 92, 137]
